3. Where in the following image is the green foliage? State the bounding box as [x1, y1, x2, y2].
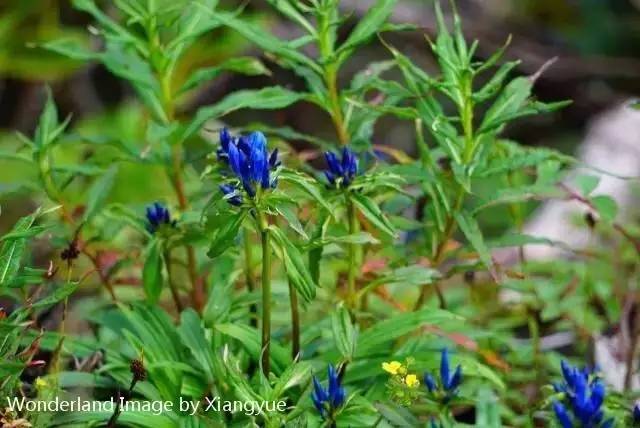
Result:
[0, 1, 635, 427]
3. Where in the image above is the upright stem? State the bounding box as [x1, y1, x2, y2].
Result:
[259, 213, 272, 377]
[156, 43, 204, 312]
[415, 75, 475, 311]
[346, 196, 358, 309]
[288, 280, 300, 360]
[244, 232, 258, 328]
[326, 66, 348, 146]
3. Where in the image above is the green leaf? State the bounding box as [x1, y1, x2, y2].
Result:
[142, 240, 163, 304]
[357, 308, 460, 357]
[276, 204, 308, 239]
[350, 193, 395, 238]
[331, 305, 358, 360]
[591, 195, 618, 222]
[29, 282, 79, 310]
[214, 323, 290, 373]
[575, 174, 600, 197]
[337, 0, 397, 64]
[207, 210, 247, 258]
[83, 166, 118, 221]
[180, 57, 271, 93]
[184, 87, 306, 141]
[268, 226, 316, 303]
[475, 388, 503, 427]
[279, 169, 332, 212]
[177, 309, 218, 385]
[373, 402, 420, 427]
[479, 77, 532, 133]
[454, 211, 496, 279]
[0, 211, 38, 287]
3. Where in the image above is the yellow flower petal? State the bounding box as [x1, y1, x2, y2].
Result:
[404, 374, 420, 388]
[382, 361, 403, 375]
[35, 377, 48, 388]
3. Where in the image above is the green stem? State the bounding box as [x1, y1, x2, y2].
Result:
[244, 232, 258, 328]
[346, 196, 358, 310]
[288, 280, 300, 360]
[259, 213, 272, 377]
[415, 76, 475, 311]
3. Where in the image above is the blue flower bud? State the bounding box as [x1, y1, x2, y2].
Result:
[145, 202, 176, 234]
[323, 147, 358, 189]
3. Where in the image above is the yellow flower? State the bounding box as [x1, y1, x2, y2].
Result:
[35, 377, 48, 389]
[404, 374, 420, 388]
[382, 361, 403, 375]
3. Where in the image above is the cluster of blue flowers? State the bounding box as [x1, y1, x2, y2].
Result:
[424, 348, 463, 402]
[324, 147, 358, 189]
[634, 403, 640, 426]
[312, 364, 346, 420]
[217, 128, 280, 205]
[552, 361, 613, 428]
[145, 202, 176, 234]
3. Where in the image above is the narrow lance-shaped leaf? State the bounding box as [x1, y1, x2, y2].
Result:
[0, 211, 39, 287]
[142, 239, 163, 304]
[183, 87, 307, 142]
[83, 166, 118, 221]
[337, 0, 398, 64]
[454, 211, 497, 280]
[207, 210, 247, 259]
[268, 226, 316, 303]
[350, 192, 396, 238]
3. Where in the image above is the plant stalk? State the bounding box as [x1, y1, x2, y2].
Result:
[259, 213, 272, 377]
[346, 196, 358, 310]
[244, 232, 258, 328]
[288, 280, 301, 360]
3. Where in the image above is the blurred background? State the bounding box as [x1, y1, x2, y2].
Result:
[2, 0, 640, 224]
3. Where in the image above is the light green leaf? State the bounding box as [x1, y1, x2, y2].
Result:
[454, 211, 496, 279]
[184, 87, 306, 141]
[332, 305, 358, 360]
[142, 240, 163, 304]
[180, 57, 271, 93]
[83, 166, 118, 221]
[207, 210, 247, 258]
[337, 0, 397, 64]
[350, 193, 395, 238]
[0, 211, 38, 287]
[591, 195, 618, 222]
[268, 226, 316, 303]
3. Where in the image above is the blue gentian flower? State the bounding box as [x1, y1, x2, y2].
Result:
[552, 360, 613, 428]
[146, 202, 176, 233]
[311, 364, 346, 420]
[423, 348, 463, 403]
[324, 147, 358, 189]
[217, 128, 280, 204]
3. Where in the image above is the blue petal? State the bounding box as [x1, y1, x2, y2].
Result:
[220, 127, 232, 153]
[269, 148, 280, 168]
[634, 404, 640, 422]
[325, 151, 342, 175]
[312, 376, 328, 402]
[448, 365, 462, 391]
[228, 143, 242, 177]
[553, 401, 573, 428]
[328, 364, 341, 403]
[424, 373, 436, 393]
[324, 171, 335, 185]
[440, 348, 451, 390]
